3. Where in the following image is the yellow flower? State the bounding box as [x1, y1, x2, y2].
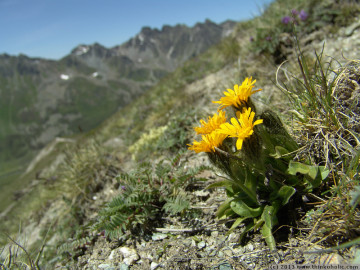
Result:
[188, 131, 227, 153]
[194, 110, 227, 135]
[218, 107, 263, 150]
[212, 77, 262, 110]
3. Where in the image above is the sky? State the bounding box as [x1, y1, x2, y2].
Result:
[0, 0, 274, 60]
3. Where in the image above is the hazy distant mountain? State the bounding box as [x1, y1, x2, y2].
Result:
[0, 19, 235, 167]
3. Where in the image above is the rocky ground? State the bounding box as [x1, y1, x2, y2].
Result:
[56, 157, 356, 270]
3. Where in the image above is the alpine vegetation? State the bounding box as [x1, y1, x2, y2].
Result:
[189, 77, 330, 250]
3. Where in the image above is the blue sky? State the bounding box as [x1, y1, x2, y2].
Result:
[0, 0, 273, 60]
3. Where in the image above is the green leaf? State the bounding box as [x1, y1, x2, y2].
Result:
[230, 200, 263, 218]
[226, 217, 248, 236]
[261, 205, 278, 229]
[270, 146, 290, 159]
[287, 161, 329, 185]
[216, 198, 232, 219]
[288, 161, 314, 177]
[308, 166, 318, 180]
[260, 206, 278, 250]
[318, 166, 330, 180]
[155, 161, 171, 178]
[277, 185, 296, 206]
[253, 218, 264, 231]
[261, 223, 276, 250]
[206, 180, 233, 190]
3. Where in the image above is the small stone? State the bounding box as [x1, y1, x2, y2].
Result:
[194, 190, 210, 197]
[197, 241, 206, 249]
[208, 247, 217, 257]
[98, 264, 111, 269]
[345, 21, 360, 36]
[219, 260, 232, 270]
[119, 246, 139, 265]
[151, 232, 168, 241]
[182, 239, 192, 247]
[246, 243, 254, 252]
[223, 248, 233, 257]
[150, 262, 159, 270]
[228, 233, 239, 242]
[108, 250, 115, 260]
[352, 248, 360, 263]
[119, 264, 129, 270]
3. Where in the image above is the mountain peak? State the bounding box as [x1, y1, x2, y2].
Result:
[71, 44, 91, 56]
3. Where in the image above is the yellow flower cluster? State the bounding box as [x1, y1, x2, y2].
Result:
[188, 132, 228, 153]
[194, 110, 226, 135]
[188, 77, 263, 153]
[212, 77, 262, 110]
[188, 110, 228, 153]
[219, 107, 263, 150]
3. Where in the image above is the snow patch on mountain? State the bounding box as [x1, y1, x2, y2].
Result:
[60, 74, 69, 80]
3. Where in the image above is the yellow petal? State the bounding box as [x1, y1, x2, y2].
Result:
[236, 138, 244, 150]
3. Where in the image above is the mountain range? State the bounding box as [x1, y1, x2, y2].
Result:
[0, 19, 235, 173]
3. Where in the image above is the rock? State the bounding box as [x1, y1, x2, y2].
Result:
[119, 264, 129, 270]
[194, 190, 210, 197]
[218, 260, 232, 270]
[345, 20, 360, 36]
[246, 243, 254, 252]
[227, 232, 239, 243]
[150, 261, 159, 270]
[223, 248, 233, 257]
[191, 239, 197, 247]
[197, 241, 206, 249]
[151, 232, 168, 241]
[98, 264, 111, 269]
[208, 248, 217, 257]
[353, 248, 360, 263]
[182, 238, 192, 247]
[108, 250, 116, 260]
[118, 246, 139, 265]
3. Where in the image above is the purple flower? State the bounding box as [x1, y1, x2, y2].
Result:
[299, 10, 308, 21]
[250, 36, 254, 42]
[265, 36, 272, 41]
[291, 9, 298, 16]
[282, 16, 292, 24]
